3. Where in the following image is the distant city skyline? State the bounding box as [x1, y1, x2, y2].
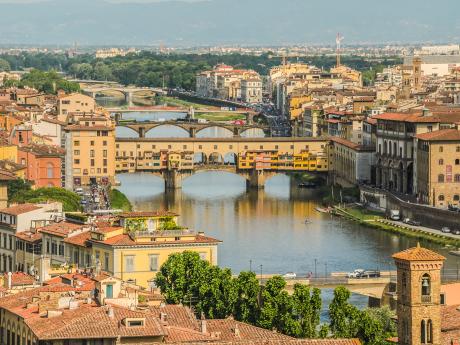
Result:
[1, 0, 459, 46]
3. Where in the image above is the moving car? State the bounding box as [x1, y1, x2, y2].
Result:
[390, 210, 401, 221]
[403, 218, 421, 226]
[347, 269, 365, 278]
[452, 229, 460, 235]
[282, 272, 297, 279]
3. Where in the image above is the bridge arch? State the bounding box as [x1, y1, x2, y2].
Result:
[240, 127, 267, 138]
[195, 126, 234, 138]
[116, 126, 139, 138]
[223, 152, 238, 165]
[208, 152, 224, 164]
[145, 124, 190, 138]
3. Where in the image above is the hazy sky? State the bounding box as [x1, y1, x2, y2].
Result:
[1, 0, 459, 46]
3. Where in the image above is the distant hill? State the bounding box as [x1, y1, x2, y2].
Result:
[0, 0, 459, 45]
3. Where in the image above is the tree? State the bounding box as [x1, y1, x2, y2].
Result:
[0, 58, 11, 72]
[291, 284, 322, 338]
[93, 62, 113, 81]
[7, 179, 32, 201]
[329, 287, 361, 338]
[10, 187, 82, 212]
[196, 266, 237, 319]
[155, 251, 210, 304]
[233, 271, 261, 324]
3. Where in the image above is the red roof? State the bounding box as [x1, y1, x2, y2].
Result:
[0, 203, 41, 216]
[416, 129, 460, 141]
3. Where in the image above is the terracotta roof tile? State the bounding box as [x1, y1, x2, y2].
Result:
[63, 231, 91, 247]
[416, 129, 460, 141]
[392, 244, 446, 262]
[38, 222, 86, 237]
[0, 203, 41, 216]
[206, 319, 293, 341]
[90, 234, 221, 247]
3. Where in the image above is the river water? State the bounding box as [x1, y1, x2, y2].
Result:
[105, 98, 459, 318]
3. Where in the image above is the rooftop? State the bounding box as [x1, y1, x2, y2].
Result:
[416, 129, 460, 142]
[392, 244, 446, 262]
[0, 203, 41, 216]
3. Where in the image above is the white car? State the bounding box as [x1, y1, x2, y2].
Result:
[282, 272, 297, 279]
[347, 269, 365, 278]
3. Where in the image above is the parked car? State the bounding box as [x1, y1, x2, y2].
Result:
[390, 210, 401, 221]
[403, 218, 421, 226]
[452, 229, 460, 235]
[282, 272, 297, 279]
[347, 269, 365, 278]
[442, 227, 451, 233]
[74, 187, 83, 195]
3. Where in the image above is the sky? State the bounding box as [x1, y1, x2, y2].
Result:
[0, 0, 459, 46]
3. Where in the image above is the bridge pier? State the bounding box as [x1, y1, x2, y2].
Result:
[246, 169, 268, 190]
[233, 127, 241, 137]
[164, 169, 183, 189]
[189, 127, 196, 138]
[138, 127, 146, 138]
[124, 91, 134, 107]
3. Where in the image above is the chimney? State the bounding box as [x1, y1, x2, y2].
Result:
[200, 312, 207, 334]
[233, 324, 240, 338]
[107, 306, 114, 318]
[7, 272, 12, 289]
[422, 108, 431, 117]
[160, 312, 167, 323]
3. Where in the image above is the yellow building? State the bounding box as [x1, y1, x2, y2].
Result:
[65, 118, 116, 189]
[0, 144, 18, 163]
[288, 90, 312, 121]
[89, 211, 220, 289]
[57, 92, 96, 122]
[415, 129, 460, 207]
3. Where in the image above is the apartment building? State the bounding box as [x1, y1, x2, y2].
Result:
[0, 202, 62, 273]
[57, 93, 96, 122]
[64, 117, 116, 189]
[196, 64, 262, 103]
[373, 109, 460, 195]
[415, 129, 460, 207]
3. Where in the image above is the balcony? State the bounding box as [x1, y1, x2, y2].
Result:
[129, 229, 194, 239]
[421, 295, 431, 303]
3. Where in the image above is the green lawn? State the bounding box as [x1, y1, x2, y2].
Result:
[195, 112, 246, 122]
[156, 96, 210, 109]
[344, 207, 384, 221]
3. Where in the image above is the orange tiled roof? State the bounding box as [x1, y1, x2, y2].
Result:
[0, 272, 36, 286]
[206, 319, 293, 341]
[442, 305, 460, 331]
[392, 244, 446, 262]
[416, 129, 460, 141]
[15, 230, 42, 243]
[0, 203, 41, 216]
[63, 231, 91, 247]
[90, 234, 221, 247]
[37, 221, 86, 237]
[150, 305, 199, 331]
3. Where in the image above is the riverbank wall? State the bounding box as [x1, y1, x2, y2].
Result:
[360, 186, 460, 230]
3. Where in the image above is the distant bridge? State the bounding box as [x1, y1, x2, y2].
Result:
[82, 85, 166, 103]
[115, 137, 331, 189]
[115, 119, 269, 138]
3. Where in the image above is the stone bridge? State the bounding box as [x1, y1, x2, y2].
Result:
[82, 86, 165, 103]
[115, 137, 332, 190]
[116, 119, 270, 138]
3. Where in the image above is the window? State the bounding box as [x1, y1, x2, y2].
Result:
[58, 243, 64, 256]
[421, 320, 426, 344]
[90, 141, 95, 146]
[149, 254, 159, 271]
[74, 159, 80, 164]
[47, 163, 54, 178]
[90, 150, 95, 157]
[438, 174, 445, 183]
[421, 273, 431, 299]
[439, 146, 444, 153]
[103, 140, 107, 146]
[103, 159, 107, 166]
[439, 159, 444, 165]
[456, 159, 460, 165]
[74, 150, 80, 155]
[104, 253, 109, 271]
[74, 140, 80, 146]
[125, 255, 135, 272]
[427, 319, 433, 343]
[90, 159, 95, 167]
[455, 175, 460, 182]
[457, 146, 460, 152]
[454, 195, 460, 201]
[439, 195, 445, 201]
[440, 293, 446, 305]
[127, 319, 145, 327]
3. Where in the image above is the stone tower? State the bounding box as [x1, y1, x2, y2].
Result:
[393, 244, 445, 345]
[413, 57, 423, 91]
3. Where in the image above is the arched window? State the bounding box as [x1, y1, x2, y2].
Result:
[421, 274, 431, 302]
[46, 163, 54, 179]
[421, 320, 426, 344]
[438, 174, 445, 183]
[427, 319, 433, 343]
[439, 159, 444, 165]
[439, 195, 445, 201]
[455, 174, 460, 182]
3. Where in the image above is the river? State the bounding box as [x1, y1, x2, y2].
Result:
[105, 98, 459, 319]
